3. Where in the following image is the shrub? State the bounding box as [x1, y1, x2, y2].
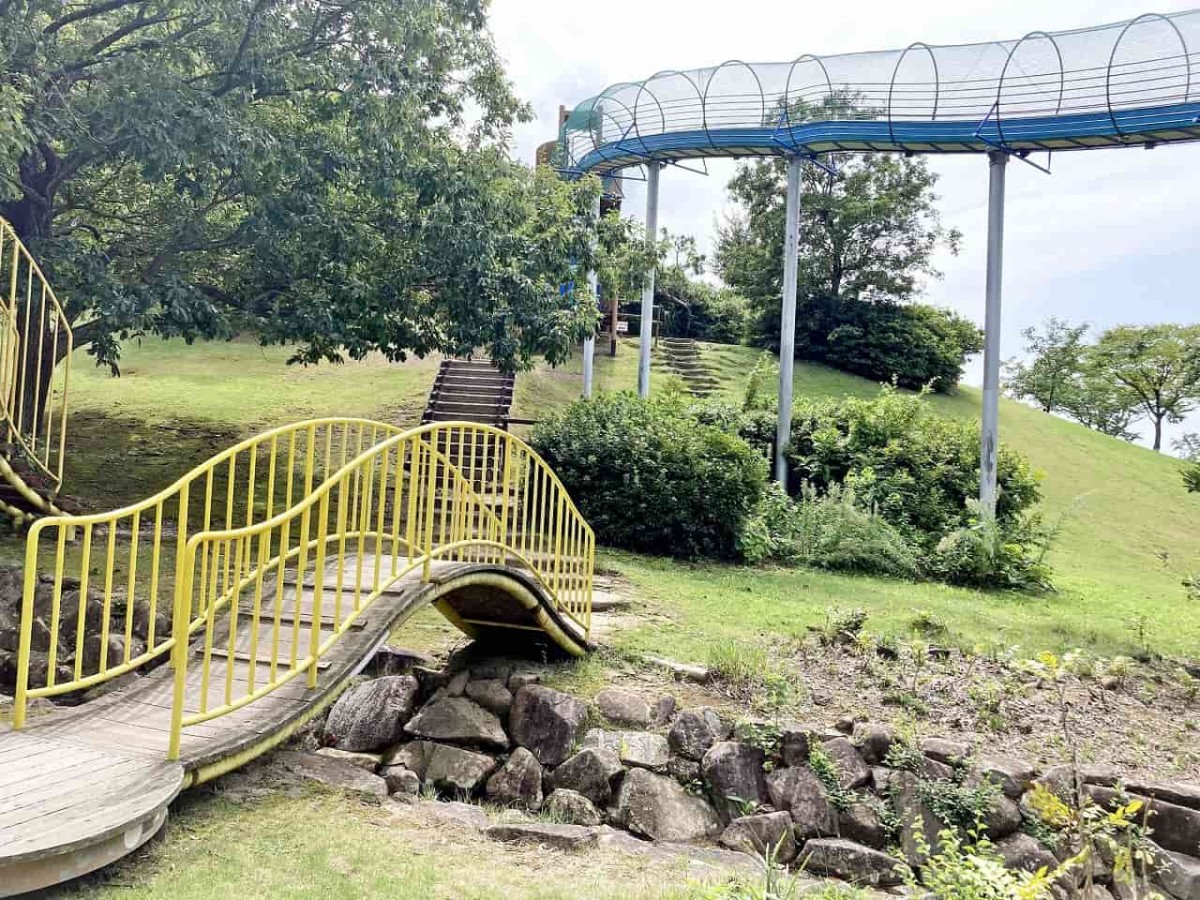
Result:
[929, 504, 1055, 591]
[532, 392, 766, 558]
[739, 483, 920, 578]
[821, 301, 984, 391]
[1184, 462, 1200, 493]
[736, 385, 1041, 545]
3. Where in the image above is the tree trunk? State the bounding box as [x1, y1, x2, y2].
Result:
[1153, 414, 1164, 452]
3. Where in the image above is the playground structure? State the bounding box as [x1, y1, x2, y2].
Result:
[560, 10, 1200, 509]
[0, 217, 73, 524]
[0, 221, 594, 895]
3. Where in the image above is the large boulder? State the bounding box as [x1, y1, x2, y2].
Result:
[997, 833, 1059, 875]
[984, 793, 1023, 840]
[799, 838, 907, 887]
[595, 688, 652, 728]
[509, 685, 588, 767]
[851, 723, 893, 766]
[821, 737, 871, 789]
[1087, 785, 1200, 858]
[422, 744, 497, 794]
[404, 696, 508, 752]
[668, 707, 729, 761]
[543, 789, 603, 826]
[719, 811, 797, 863]
[314, 748, 381, 771]
[464, 678, 513, 717]
[891, 770, 946, 866]
[485, 747, 543, 809]
[485, 823, 600, 852]
[383, 740, 436, 779]
[837, 797, 887, 849]
[1125, 781, 1200, 812]
[701, 741, 768, 821]
[323, 676, 420, 752]
[276, 750, 388, 798]
[779, 723, 812, 767]
[547, 748, 624, 807]
[973, 754, 1038, 799]
[379, 764, 420, 797]
[921, 737, 972, 766]
[765, 766, 836, 838]
[582, 729, 669, 771]
[1151, 844, 1200, 900]
[612, 768, 722, 843]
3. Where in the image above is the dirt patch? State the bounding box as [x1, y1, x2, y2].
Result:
[584, 583, 1200, 783]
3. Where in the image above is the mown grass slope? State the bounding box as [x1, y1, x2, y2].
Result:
[51, 335, 1200, 657]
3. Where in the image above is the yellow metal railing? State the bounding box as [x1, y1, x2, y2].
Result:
[12, 419, 594, 760]
[0, 217, 72, 496]
[11, 418, 403, 725]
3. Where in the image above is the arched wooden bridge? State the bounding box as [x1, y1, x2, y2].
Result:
[0, 223, 595, 895]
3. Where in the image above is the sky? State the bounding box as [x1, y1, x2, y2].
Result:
[488, 0, 1200, 451]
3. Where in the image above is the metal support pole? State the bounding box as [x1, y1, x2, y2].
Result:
[775, 156, 802, 485]
[582, 193, 601, 398]
[980, 151, 1007, 518]
[638, 163, 661, 399]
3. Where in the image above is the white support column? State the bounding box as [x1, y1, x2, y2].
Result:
[775, 156, 803, 485]
[980, 150, 1007, 518]
[638, 162, 661, 399]
[582, 192, 601, 399]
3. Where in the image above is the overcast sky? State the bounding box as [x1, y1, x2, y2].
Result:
[489, 0, 1200, 451]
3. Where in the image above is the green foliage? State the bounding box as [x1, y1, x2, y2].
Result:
[806, 744, 854, 811]
[903, 829, 1055, 900]
[1005, 319, 1091, 415]
[739, 483, 921, 578]
[751, 386, 1041, 545]
[532, 392, 766, 558]
[918, 778, 998, 834]
[1089, 324, 1200, 451]
[821, 301, 984, 391]
[1183, 462, 1200, 494]
[0, 0, 610, 377]
[706, 640, 792, 709]
[656, 266, 750, 344]
[929, 505, 1056, 592]
[716, 153, 974, 390]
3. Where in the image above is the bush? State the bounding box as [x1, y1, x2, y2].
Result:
[928, 504, 1054, 591]
[532, 392, 767, 558]
[739, 483, 921, 578]
[821, 301, 984, 391]
[735, 385, 1041, 546]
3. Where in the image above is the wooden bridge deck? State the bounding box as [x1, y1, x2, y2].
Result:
[0, 556, 586, 896]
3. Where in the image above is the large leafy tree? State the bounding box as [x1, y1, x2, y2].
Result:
[1089, 324, 1200, 451]
[1005, 318, 1091, 414]
[0, 0, 601, 412]
[716, 154, 976, 390]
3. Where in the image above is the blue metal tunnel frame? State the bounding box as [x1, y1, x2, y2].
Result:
[560, 10, 1200, 513]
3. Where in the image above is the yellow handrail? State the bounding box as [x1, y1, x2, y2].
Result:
[165, 421, 594, 758]
[12, 418, 403, 726]
[12, 418, 595, 761]
[0, 216, 73, 492]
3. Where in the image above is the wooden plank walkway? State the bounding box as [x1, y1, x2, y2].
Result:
[0, 555, 584, 896]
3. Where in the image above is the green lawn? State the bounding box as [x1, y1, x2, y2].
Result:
[37, 335, 1200, 659]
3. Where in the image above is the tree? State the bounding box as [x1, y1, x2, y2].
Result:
[715, 153, 975, 389]
[1055, 372, 1139, 442]
[0, 0, 602, 426]
[1088, 325, 1200, 451]
[1005, 318, 1091, 413]
[1173, 433, 1200, 462]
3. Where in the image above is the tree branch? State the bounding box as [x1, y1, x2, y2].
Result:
[44, 0, 146, 34]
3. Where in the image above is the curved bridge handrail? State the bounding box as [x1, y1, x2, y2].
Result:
[12, 417, 404, 721]
[0, 216, 73, 493]
[165, 421, 594, 757]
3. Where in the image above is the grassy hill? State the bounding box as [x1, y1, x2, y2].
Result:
[49, 335, 1200, 659]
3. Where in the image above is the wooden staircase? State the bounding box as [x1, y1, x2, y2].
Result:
[422, 359, 515, 428]
[658, 338, 720, 398]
